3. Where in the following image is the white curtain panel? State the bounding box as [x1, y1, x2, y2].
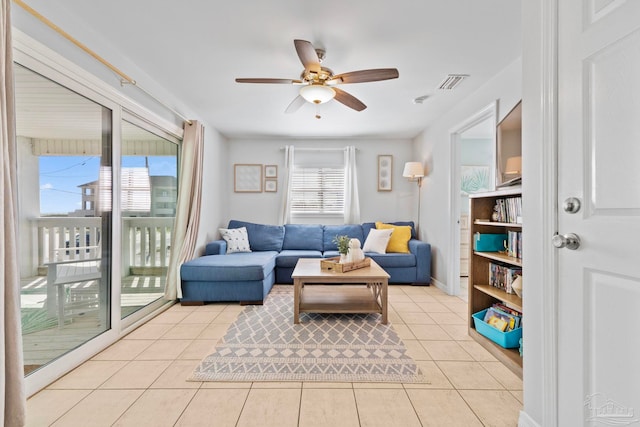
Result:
[1, 0, 26, 423]
[343, 146, 360, 223]
[164, 121, 204, 300]
[278, 145, 295, 225]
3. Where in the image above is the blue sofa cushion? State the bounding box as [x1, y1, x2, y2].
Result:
[283, 224, 323, 251]
[322, 224, 364, 251]
[362, 221, 417, 240]
[276, 250, 323, 267]
[228, 220, 285, 252]
[181, 251, 277, 282]
[366, 252, 416, 268]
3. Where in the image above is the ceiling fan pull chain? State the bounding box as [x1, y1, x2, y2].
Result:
[315, 104, 322, 119]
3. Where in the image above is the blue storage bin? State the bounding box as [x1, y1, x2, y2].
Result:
[472, 309, 522, 349]
[473, 233, 507, 252]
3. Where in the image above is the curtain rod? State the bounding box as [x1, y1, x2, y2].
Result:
[12, 0, 193, 126]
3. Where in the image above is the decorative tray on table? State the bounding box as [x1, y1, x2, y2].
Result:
[320, 257, 371, 273]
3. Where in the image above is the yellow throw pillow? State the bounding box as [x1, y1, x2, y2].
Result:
[375, 222, 412, 253]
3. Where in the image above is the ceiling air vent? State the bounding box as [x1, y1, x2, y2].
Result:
[437, 74, 469, 90]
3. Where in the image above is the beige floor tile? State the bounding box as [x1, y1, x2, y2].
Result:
[420, 341, 474, 361]
[150, 360, 201, 389]
[403, 339, 432, 361]
[403, 360, 453, 389]
[407, 294, 439, 303]
[388, 294, 414, 303]
[302, 382, 353, 388]
[48, 361, 127, 389]
[113, 389, 197, 427]
[180, 310, 220, 324]
[175, 388, 249, 427]
[26, 389, 92, 426]
[459, 390, 522, 427]
[161, 323, 209, 339]
[147, 310, 191, 324]
[197, 303, 228, 312]
[457, 340, 498, 361]
[91, 339, 153, 361]
[390, 301, 423, 313]
[200, 381, 252, 389]
[430, 312, 467, 325]
[510, 389, 524, 404]
[123, 322, 173, 340]
[352, 382, 403, 389]
[439, 324, 473, 341]
[178, 339, 217, 360]
[52, 389, 144, 427]
[407, 389, 483, 426]
[407, 324, 451, 340]
[299, 388, 359, 427]
[354, 389, 421, 427]
[166, 304, 196, 313]
[197, 323, 231, 339]
[134, 339, 192, 360]
[250, 381, 302, 389]
[481, 361, 523, 390]
[398, 311, 435, 325]
[442, 301, 469, 314]
[100, 360, 172, 389]
[417, 302, 451, 313]
[436, 361, 503, 390]
[236, 388, 301, 427]
[388, 311, 404, 324]
[214, 310, 243, 323]
[390, 323, 416, 340]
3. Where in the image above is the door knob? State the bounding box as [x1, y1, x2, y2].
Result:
[563, 197, 581, 214]
[552, 233, 581, 250]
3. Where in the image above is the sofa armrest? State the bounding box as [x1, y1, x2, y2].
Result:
[408, 239, 432, 284]
[205, 240, 227, 255]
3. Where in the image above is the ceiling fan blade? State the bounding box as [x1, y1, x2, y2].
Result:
[235, 78, 302, 84]
[294, 39, 321, 73]
[285, 95, 306, 114]
[329, 68, 399, 84]
[333, 88, 367, 111]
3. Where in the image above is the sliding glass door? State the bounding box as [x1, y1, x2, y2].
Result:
[120, 121, 178, 319]
[15, 64, 112, 374]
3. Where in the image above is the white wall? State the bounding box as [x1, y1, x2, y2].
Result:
[223, 138, 416, 227]
[413, 58, 522, 287]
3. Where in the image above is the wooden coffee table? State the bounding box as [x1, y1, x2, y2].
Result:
[291, 258, 390, 324]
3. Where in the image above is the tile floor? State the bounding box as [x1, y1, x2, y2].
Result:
[26, 284, 522, 426]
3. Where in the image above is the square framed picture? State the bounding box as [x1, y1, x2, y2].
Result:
[234, 164, 263, 192]
[264, 165, 278, 178]
[377, 155, 393, 191]
[264, 179, 277, 192]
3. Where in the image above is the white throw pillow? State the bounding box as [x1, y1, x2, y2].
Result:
[362, 228, 393, 254]
[219, 227, 251, 254]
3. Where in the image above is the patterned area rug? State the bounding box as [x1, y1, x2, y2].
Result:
[189, 285, 429, 383]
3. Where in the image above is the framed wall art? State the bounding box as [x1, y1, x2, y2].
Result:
[234, 164, 263, 192]
[377, 155, 393, 191]
[264, 165, 278, 178]
[265, 179, 277, 192]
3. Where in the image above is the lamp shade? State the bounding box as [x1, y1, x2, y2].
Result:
[505, 156, 522, 175]
[402, 162, 424, 179]
[299, 84, 336, 104]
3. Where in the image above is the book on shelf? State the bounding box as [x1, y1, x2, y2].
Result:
[492, 196, 522, 224]
[489, 262, 522, 294]
[506, 230, 523, 260]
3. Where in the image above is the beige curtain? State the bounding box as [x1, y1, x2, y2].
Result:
[343, 146, 360, 223]
[1, 0, 26, 424]
[164, 120, 204, 300]
[278, 145, 294, 225]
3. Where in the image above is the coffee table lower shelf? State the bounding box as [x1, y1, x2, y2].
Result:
[299, 285, 382, 314]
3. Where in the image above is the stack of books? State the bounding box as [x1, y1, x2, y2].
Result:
[483, 303, 523, 332]
[489, 262, 523, 294]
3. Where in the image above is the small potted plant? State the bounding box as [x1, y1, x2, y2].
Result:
[332, 234, 351, 263]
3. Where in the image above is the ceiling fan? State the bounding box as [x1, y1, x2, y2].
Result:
[235, 39, 399, 114]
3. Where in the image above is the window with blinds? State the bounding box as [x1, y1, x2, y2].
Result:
[290, 166, 345, 214]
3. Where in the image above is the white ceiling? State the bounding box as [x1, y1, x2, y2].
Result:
[14, 0, 522, 139]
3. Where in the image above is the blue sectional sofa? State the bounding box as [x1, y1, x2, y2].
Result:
[180, 220, 432, 304]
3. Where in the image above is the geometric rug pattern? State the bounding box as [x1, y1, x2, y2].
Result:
[189, 285, 429, 383]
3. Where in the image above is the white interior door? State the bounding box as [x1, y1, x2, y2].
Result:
[557, 0, 640, 424]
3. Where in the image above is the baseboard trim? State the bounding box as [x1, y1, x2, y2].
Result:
[431, 277, 448, 294]
[518, 410, 541, 427]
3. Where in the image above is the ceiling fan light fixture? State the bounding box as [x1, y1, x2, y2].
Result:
[300, 84, 336, 104]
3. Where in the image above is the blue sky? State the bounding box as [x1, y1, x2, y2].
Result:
[39, 156, 177, 215]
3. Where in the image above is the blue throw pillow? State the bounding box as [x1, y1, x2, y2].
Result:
[228, 220, 285, 252]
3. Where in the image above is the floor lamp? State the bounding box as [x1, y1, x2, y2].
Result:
[403, 162, 424, 235]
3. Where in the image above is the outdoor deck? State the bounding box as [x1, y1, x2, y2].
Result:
[21, 274, 166, 374]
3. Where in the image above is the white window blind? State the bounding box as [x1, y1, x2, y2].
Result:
[290, 166, 345, 214]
